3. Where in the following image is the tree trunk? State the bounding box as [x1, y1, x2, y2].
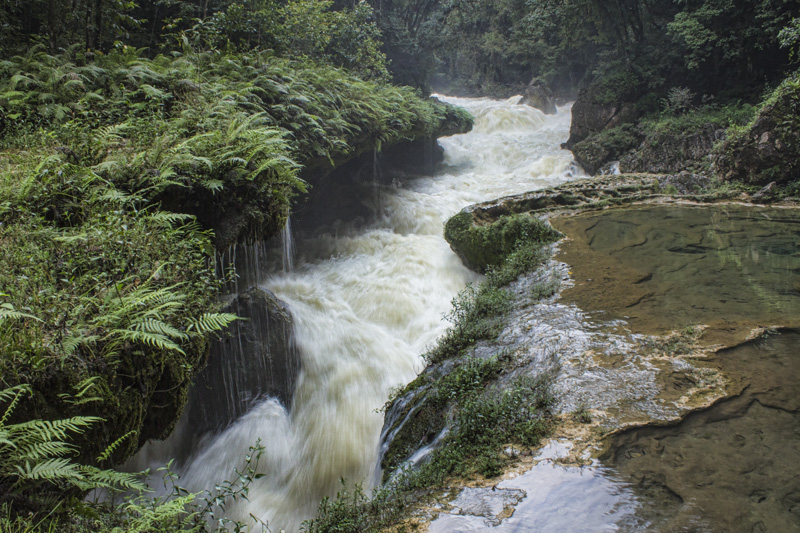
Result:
[48, 0, 58, 52]
[93, 0, 103, 50]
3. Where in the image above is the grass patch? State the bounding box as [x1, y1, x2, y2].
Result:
[410, 374, 553, 485]
[430, 215, 561, 366]
[304, 374, 553, 533]
[641, 101, 757, 136]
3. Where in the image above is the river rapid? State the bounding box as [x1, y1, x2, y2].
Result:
[137, 96, 581, 531]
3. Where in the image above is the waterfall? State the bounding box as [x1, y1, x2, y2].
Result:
[282, 216, 296, 273]
[138, 97, 581, 531]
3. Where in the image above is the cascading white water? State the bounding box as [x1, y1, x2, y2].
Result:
[282, 216, 296, 273]
[171, 97, 581, 531]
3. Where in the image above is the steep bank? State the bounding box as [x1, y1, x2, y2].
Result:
[0, 46, 470, 513]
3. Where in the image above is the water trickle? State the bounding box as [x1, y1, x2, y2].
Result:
[136, 98, 580, 531]
[282, 216, 295, 273]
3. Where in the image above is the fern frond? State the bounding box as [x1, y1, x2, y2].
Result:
[132, 318, 187, 341]
[110, 328, 185, 354]
[78, 465, 147, 492]
[0, 304, 43, 324]
[16, 440, 76, 462]
[96, 430, 137, 464]
[58, 376, 103, 405]
[146, 211, 195, 227]
[0, 385, 31, 427]
[186, 313, 240, 334]
[200, 179, 224, 193]
[15, 457, 83, 483]
[12, 416, 100, 445]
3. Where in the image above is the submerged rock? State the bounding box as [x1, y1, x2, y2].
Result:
[519, 78, 557, 115]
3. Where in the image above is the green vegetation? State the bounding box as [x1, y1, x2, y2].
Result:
[372, 0, 798, 100]
[641, 100, 756, 136]
[304, 370, 553, 533]
[0, 382, 270, 532]
[0, 1, 472, 529]
[434, 213, 561, 364]
[716, 71, 800, 186]
[444, 212, 562, 273]
[303, 211, 562, 531]
[1, 0, 388, 80]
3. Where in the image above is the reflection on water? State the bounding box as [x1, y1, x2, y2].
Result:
[604, 330, 800, 532]
[553, 205, 800, 340]
[430, 443, 638, 533]
[431, 205, 800, 532]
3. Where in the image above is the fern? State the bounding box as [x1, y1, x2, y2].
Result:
[77, 465, 147, 492]
[57, 377, 102, 406]
[186, 312, 240, 334]
[0, 385, 30, 427]
[96, 430, 137, 464]
[145, 211, 195, 227]
[0, 304, 42, 324]
[108, 328, 185, 354]
[11, 417, 101, 445]
[14, 457, 83, 484]
[0, 385, 148, 497]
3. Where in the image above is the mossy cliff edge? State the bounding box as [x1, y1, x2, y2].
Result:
[0, 48, 471, 474]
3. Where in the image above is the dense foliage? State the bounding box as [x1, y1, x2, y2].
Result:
[0, 1, 472, 529]
[370, 0, 800, 100]
[1, 0, 388, 79]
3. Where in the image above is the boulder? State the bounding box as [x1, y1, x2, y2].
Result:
[565, 99, 638, 149]
[519, 79, 557, 115]
[714, 78, 800, 186]
[187, 288, 298, 429]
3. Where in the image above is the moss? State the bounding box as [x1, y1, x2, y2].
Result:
[715, 72, 800, 185]
[444, 212, 561, 273]
[571, 124, 641, 174]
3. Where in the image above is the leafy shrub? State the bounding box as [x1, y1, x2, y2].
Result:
[661, 87, 696, 115]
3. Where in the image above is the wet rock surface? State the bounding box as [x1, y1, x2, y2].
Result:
[449, 174, 712, 233]
[602, 330, 800, 532]
[427, 202, 800, 532]
[519, 79, 557, 115]
[166, 288, 298, 465]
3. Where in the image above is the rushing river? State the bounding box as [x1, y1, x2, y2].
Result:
[148, 97, 580, 531]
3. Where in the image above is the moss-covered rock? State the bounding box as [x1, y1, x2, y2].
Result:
[444, 212, 561, 273]
[619, 124, 725, 174]
[715, 74, 800, 186]
[571, 124, 641, 175]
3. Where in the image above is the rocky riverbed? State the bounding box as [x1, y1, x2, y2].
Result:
[389, 176, 800, 532]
